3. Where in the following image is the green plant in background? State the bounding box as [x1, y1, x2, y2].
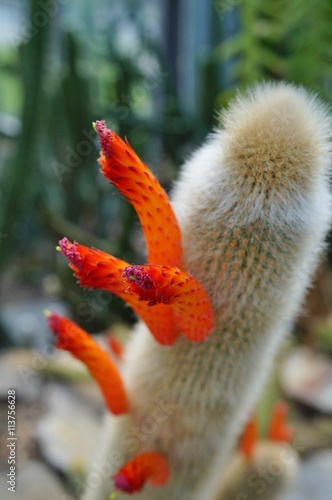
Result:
[0, 0, 48, 267]
[213, 0, 332, 105]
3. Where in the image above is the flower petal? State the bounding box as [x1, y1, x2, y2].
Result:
[113, 452, 169, 494]
[47, 312, 128, 415]
[107, 334, 124, 360]
[123, 264, 214, 342]
[239, 417, 258, 461]
[267, 401, 293, 443]
[94, 121, 182, 267]
[58, 238, 178, 345]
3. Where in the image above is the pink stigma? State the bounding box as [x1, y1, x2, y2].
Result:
[58, 237, 82, 268]
[113, 473, 135, 493]
[122, 266, 155, 290]
[95, 120, 113, 159]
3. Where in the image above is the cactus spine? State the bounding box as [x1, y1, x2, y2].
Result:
[84, 83, 332, 500]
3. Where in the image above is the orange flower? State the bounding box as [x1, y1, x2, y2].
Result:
[113, 452, 169, 494]
[238, 417, 258, 460]
[58, 238, 178, 346]
[267, 401, 293, 443]
[107, 334, 124, 359]
[123, 264, 214, 342]
[95, 120, 182, 268]
[47, 312, 128, 415]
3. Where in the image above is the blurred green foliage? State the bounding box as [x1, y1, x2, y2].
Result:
[1, 0, 332, 340]
[214, 0, 332, 104]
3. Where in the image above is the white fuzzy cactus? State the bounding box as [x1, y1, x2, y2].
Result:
[49, 82, 332, 500]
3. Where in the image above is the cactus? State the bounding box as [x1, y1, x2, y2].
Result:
[48, 82, 332, 499]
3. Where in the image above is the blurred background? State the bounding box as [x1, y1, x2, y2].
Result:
[1, 0, 332, 498]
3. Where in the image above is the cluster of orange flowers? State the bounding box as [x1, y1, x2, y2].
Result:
[47, 120, 214, 494]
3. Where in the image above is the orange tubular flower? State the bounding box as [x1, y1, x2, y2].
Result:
[238, 417, 258, 461]
[58, 238, 178, 346]
[267, 401, 293, 443]
[123, 264, 214, 342]
[47, 312, 128, 415]
[107, 334, 124, 360]
[94, 120, 182, 268]
[113, 452, 170, 494]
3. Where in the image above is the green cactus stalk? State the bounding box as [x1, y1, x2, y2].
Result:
[76, 82, 332, 499]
